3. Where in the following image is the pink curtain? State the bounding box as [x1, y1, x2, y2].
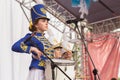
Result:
[86, 32, 120, 80]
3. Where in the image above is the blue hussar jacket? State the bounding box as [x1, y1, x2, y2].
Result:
[11, 32, 54, 70]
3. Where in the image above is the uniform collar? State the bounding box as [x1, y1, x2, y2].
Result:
[35, 32, 45, 36]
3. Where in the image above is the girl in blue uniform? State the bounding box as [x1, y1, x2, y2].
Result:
[11, 4, 54, 80]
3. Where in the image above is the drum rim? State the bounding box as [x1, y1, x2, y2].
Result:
[46, 59, 75, 66]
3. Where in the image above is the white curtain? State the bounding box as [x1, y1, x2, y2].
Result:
[0, 0, 31, 80]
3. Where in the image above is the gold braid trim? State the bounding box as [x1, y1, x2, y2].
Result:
[20, 42, 28, 51]
[29, 20, 33, 30]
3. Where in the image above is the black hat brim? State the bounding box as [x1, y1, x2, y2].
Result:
[39, 17, 50, 21]
[54, 46, 63, 49]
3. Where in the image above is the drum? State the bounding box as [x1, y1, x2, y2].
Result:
[45, 59, 75, 80]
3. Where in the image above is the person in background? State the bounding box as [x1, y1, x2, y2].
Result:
[54, 46, 63, 59]
[54, 45, 72, 60]
[11, 4, 54, 80]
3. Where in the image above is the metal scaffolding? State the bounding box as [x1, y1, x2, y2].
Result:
[90, 16, 120, 34]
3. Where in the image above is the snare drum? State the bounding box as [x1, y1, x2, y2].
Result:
[45, 59, 75, 80]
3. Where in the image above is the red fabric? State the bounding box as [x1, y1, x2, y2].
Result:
[86, 32, 120, 80]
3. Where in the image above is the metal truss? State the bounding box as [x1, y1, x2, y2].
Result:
[15, 0, 120, 35]
[43, 0, 76, 22]
[90, 16, 120, 34]
[43, 0, 78, 33]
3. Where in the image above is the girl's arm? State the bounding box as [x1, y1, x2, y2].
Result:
[11, 33, 32, 53]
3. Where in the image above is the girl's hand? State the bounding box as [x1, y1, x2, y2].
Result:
[30, 47, 43, 59]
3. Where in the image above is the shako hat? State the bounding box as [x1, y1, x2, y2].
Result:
[31, 4, 50, 23]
